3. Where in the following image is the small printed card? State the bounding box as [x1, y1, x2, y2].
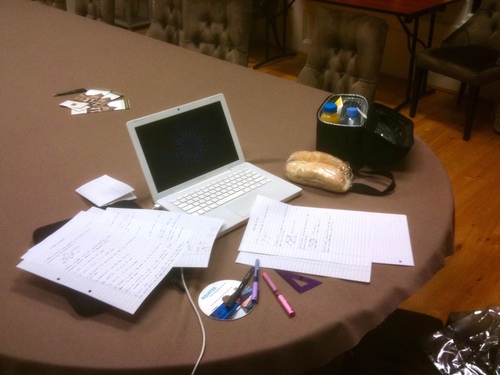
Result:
[60, 89, 130, 115]
[76, 175, 136, 207]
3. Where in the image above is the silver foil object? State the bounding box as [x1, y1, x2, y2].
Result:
[425, 307, 500, 375]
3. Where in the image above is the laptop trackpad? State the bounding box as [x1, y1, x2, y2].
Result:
[226, 194, 258, 218]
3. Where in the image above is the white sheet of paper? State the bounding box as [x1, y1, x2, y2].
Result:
[18, 208, 223, 314]
[236, 196, 413, 283]
[367, 213, 414, 266]
[239, 197, 374, 265]
[104, 208, 223, 268]
[236, 251, 372, 282]
[75, 175, 136, 207]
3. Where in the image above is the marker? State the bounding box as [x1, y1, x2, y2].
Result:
[212, 288, 253, 320]
[226, 266, 254, 309]
[262, 271, 295, 317]
[53, 88, 87, 97]
[251, 259, 260, 303]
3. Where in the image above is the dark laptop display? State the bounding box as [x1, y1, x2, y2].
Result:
[135, 101, 239, 192]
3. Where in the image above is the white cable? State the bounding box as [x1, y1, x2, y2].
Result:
[181, 268, 206, 375]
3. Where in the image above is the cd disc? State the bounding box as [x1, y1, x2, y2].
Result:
[198, 279, 256, 321]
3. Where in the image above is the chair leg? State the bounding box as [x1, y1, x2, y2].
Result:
[457, 82, 466, 105]
[270, 14, 281, 50]
[463, 85, 480, 141]
[409, 66, 425, 118]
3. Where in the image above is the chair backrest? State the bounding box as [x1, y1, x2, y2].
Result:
[36, 0, 67, 10]
[75, 0, 115, 25]
[147, 0, 183, 45]
[441, 0, 500, 51]
[297, 8, 388, 103]
[181, 0, 252, 66]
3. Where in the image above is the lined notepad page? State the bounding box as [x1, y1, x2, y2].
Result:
[236, 196, 413, 283]
[18, 208, 223, 314]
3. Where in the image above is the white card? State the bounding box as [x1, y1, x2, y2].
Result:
[76, 175, 136, 207]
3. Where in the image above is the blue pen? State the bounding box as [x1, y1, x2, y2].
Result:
[210, 287, 253, 320]
[252, 259, 259, 303]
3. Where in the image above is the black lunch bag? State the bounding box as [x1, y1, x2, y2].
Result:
[316, 94, 414, 170]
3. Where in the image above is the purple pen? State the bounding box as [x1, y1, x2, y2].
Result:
[251, 259, 259, 303]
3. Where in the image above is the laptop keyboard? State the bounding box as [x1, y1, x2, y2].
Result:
[171, 168, 271, 215]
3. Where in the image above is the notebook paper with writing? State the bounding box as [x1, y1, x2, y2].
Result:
[126, 94, 301, 237]
[236, 196, 414, 283]
[18, 208, 223, 314]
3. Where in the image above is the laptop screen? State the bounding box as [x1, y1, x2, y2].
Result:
[134, 101, 240, 193]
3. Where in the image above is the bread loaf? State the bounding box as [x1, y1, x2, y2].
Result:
[285, 151, 352, 193]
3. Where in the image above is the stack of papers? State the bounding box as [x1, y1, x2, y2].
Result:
[236, 196, 414, 283]
[60, 89, 130, 115]
[18, 208, 223, 314]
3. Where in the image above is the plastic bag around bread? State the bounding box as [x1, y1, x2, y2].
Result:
[285, 151, 353, 193]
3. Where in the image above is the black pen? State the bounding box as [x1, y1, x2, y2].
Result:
[53, 88, 87, 97]
[226, 266, 254, 309]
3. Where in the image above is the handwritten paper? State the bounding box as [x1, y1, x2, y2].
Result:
[18, 208, 223, 314]
[236, 196, 413, 283]
[103, 207, 223, 268]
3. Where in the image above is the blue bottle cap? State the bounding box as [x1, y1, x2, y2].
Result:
[323, 102, 338, 113]
[346, 107, 358, 116]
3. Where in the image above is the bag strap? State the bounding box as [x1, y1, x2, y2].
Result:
[350, 169, 396, 196]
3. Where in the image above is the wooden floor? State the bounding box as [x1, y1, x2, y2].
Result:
[248, 48, 500, 323]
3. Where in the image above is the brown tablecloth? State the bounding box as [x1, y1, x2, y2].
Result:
[0, 1, 454, 374]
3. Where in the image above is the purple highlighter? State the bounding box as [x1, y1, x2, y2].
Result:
[251, 259, 259, 303]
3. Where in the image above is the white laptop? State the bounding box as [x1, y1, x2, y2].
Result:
[126, 93, 301, 236]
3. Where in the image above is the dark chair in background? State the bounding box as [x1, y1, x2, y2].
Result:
[409, 0, 500, 141]
[75, 0, 115, 25]
[297, 7, 388, 104]
[251, 0, 297, 69]
[251, 0, 280, 55]
[181, 0, 252, 66]
[146, 0, 182, 45]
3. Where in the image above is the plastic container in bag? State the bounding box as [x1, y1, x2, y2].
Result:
[344, 106, 360, 126]
[320, 102, 340, 123]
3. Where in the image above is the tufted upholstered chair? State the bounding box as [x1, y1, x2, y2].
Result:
[297, 7, 388, 104]
[75, 0, 115, 25]
[409, 0, 500, 141]
[36, 0, 66, 10]
[181, 0, 252, 66]
[147, 0, 183, 45]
